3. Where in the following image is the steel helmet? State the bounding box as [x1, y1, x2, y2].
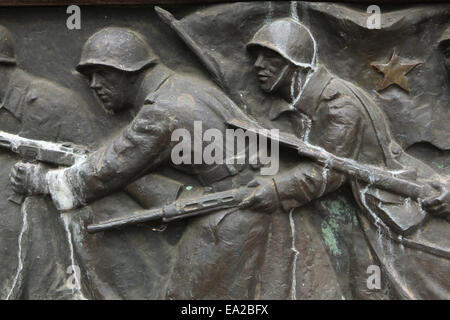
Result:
[77, 27, 158, 74]
[247, 18, 317, 69]
[0, 25, 16, 65]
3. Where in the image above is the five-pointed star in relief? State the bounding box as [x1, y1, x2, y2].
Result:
[371, 50, 422, 93]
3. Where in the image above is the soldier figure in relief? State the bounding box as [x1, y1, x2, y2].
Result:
[10, 27, 284, 299]
[0, 25, 95, 299]
[240, 18, 450, 299]
[9, 20, 450, 300]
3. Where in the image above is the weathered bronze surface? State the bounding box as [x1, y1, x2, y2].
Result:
[371, 49, 422, 92]
[0, 2, 449, 300]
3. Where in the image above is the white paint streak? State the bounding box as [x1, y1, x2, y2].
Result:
[268, 65, 290, 92]
[360, 184, 416, 297]
[289, 208, 300, 300]
[6, 198, 29, 300]
[302, 115, 312, 143]
[46, 169, 78, 211]
[360, 184, 385, 249]
[292, 68, 316, 107]
[61, 214, 87, 300]
[319, 161, 330, 197]
[265, 1, 273, 23]
[290, 1, 299, 21]
[290, 73, 297, 104]
[0, 130, 87, 167]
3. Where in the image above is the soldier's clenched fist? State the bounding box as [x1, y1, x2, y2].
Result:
[239, 178, 281, 213]
[10, 162, 49, 196]
[422, 181, 450, 219]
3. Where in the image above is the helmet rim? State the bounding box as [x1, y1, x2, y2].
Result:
[76, 57, 157, 75]
[246, 18, 316, 69]
[76, 27, 158, 75]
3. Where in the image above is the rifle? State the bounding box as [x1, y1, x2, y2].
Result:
[227, 118, 433, 201]
[87, 187, 249, 234]
[153, 7, 433, 199]
[155, 6, 249, 111]
[155, 7, 225, 91]
[153, 8, 441, 234]
[87, 118, 437, 235]
[0, 130, 88, 204]
[0, 130, 183, 208]
[0, 130, 88, 166]
[229, 118, 440, 234]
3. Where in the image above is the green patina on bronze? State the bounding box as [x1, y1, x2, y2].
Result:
[320, 196, 358, 256]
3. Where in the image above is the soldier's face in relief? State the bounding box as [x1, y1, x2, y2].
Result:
[253, 47, 291, 93]
[88, 66, 128, 113]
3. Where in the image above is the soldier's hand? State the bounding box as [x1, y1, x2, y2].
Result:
[239, 178, 280, 213]
[10, 162, 49, 196]
[422, 181, 450, 219]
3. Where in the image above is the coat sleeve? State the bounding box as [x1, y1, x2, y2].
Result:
[46, 101, 178, 211]
[273, 87, 363, 212]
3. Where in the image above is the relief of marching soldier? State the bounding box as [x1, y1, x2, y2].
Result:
[5, 3, 450, 300]
[9, 26, 292, 299]
[0, 24, 96, 299]
[238, 18, 450, 299]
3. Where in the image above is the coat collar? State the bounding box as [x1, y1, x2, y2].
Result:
[269, 65, 332, 120]
[136, 63, 174, 107]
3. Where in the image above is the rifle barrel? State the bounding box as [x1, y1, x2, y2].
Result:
[87, 208, 164, 234]
[87, 188, 250, 233]
[0, 130, 87, 166]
